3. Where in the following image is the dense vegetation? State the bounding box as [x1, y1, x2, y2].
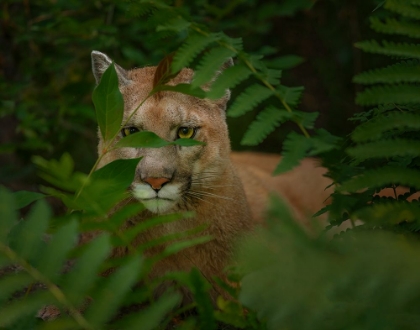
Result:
[2, 0, 420, 329]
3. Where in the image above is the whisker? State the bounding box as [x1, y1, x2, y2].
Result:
[189, 190, 236, 202]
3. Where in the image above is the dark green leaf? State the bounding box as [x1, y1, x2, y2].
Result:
[0, 187, 17, 242]
[13, 191, 45, 209]
[92, 63, 124, 141]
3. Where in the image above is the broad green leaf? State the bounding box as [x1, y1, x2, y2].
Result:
[71, 158, 141, 215]
[114, 131, 170, 149]
[114, 131, 204, 149]
[84, 256, 142, 327]
[92, 63, 124, 142]
[63, 234, 111, 305]
[13, 191, 45, 209]
[0, 187, 17, 242]
[267, 54, 305, 70]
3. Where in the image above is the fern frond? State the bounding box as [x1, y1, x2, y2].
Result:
[156, 16, 190, 33]
[355, 40, 420, 59]
[352, 112, 420, 142]
[347, 138, 420, 160]
[355, 201, 420, 225]
[273, 132, 312, 174]
[339, 166, 420, 192]
[385, 0, 420, 20]
[207, 64, 252, 99]
[227, 84, 274, 117]
[241, 107, 291, 146]
[370, 17, 420, 38]
[277, 85, 304, 107]
[172, 33, 217, 72]
[0, 187, 16, 242]
[191, 47, 236, 88]
[353, 61, 420, 84]
[355, 84, 420, 106]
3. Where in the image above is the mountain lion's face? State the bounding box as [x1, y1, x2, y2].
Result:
[93, 53, 232, 214]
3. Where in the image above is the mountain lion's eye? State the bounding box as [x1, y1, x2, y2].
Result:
[122, 127, 139, 137]
[177, 127, 196, 139]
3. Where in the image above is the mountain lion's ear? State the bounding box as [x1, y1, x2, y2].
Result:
[209, 58, 234, 110]
[91, 50, 131, 86]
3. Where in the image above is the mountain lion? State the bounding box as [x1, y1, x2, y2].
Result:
[90, 51, 332, 301]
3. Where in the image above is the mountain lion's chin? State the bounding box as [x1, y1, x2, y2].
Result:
[141, 198, 176, 214]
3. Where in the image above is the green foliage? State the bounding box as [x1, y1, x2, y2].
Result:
[328, 0, 420, 235]
[5, 0, 420, 329]
[237, 197, 420, 330]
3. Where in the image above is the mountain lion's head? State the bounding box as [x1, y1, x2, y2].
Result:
[91, 51, 233, 214]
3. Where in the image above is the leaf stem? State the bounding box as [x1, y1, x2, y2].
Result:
[0, 242, 94, 330]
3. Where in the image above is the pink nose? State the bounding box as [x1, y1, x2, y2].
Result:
[143, 177, 170, 190]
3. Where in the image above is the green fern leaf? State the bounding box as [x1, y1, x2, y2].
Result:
[0, 292, 52, 328]
[385, 0, 420, 20]
[227, 84, 274, 117]
[115, 293, 181, 330]
[277, 85, 304, 107]
[356, 84, 420, 106]
[36, 221, 78, 281]
[172, 33, 217, 73]
[293, 111, 319, 129]
[339, 166, 420, 192]
[241, 107, 291, 146]
[355, 201, 420, 225]
[370, 17, 420, 38]
[191, 47, 236, 88]
[207, 64, 252, 99]
[189, 268, 217, 330]
[0, 187, 17, 242]
[62, 234, 112, 305]
[352, 112, 420, 142]
[347, 138, 420, 160]
[0, 273, 33, 306]
[156, 16, 190, 32]
[355, 40, 420, 59]
[273, 132, 313, 174]
[9, 200, 50, 262]
[353, 61, 420, 84]
[84, 256, 142, 327]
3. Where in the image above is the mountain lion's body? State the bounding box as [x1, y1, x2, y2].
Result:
[90, 51, 332, 301]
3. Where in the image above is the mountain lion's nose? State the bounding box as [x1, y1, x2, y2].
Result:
[143, 177, 170, 191]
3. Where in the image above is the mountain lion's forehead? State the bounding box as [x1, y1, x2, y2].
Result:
[127, 66, 194, 85]
[126, 97, 203, 130]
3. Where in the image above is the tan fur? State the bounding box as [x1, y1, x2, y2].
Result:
[90, 52, 333, 302]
